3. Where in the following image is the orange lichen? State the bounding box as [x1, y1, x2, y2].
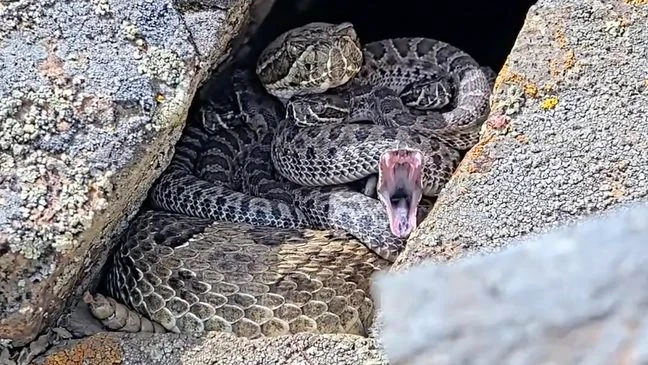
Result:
[564, 50, 576, 70]
[549, 59, 564, 78]
[515, 134, 530, 144]
[466, 141, 487, 160]
[611, 182, 626, 199]
[554, 29, 569, 50]
[549, 27, 578, 78]
[623, 0, 647, 5]
[494, 63, 540, 99]
[43, 333, 123, 365]
[461, 134, 498, 175]
[604, 161, 630, 201]
[465, 164, 478, 174]
[524, 83, 539, 98]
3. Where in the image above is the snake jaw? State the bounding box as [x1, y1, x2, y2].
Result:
[377, 149, 424, 238]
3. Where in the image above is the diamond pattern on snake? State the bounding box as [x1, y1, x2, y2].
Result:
[90, 22, 493, 338]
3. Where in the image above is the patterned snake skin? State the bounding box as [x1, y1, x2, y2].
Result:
[149, 67, 406, 260]
[260, 23, 491, 189]
[257, 22, 491, 238]
[100, 211, 389, 337]
[95, 22, 492, 337]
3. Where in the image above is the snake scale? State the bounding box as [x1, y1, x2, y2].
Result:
[91, 22, 492, 338]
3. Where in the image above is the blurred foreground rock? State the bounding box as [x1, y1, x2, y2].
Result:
[377, 202, 648, 365]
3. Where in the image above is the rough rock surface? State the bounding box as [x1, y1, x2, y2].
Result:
[0, 0, 255, 346]
[376, 202, 648, 365]
[36, 332, 388, 365]
[394, 0, 648, 270]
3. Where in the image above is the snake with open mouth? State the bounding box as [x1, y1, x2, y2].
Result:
[91, 21, 492, 338]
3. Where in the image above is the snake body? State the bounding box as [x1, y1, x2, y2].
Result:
[266, 35, 491, 191]
[97, 22, 492, 337]
[149, 68, 406, 260]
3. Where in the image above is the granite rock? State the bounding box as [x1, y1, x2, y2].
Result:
[0, 0, 255, 346]
[370, 0, 648, 361]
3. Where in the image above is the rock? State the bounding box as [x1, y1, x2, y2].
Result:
[0, 0, 257, 346]
[34, 332, 388, 365]
[394, 0, 648, 270]
[370, 0, 648, 358]
[375, 202, 648, 365]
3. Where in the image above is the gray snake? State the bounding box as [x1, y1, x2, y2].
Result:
[93, 22, 492, 337]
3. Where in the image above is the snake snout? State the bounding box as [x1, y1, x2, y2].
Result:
[377, 149, 424, 238]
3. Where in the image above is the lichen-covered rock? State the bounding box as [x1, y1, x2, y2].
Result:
[376, 202, 648, 365]
[394, 0, 648, 270]
[367, 0, 648, 359]
[0, 0, 255, 346]
[35, 332, 388, 365]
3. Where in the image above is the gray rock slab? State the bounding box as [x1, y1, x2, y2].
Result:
[394, 0, 648, 270]
[0, 0, 253, 346]
[376, 202, 648, 365]
[35, 332, 389, 365]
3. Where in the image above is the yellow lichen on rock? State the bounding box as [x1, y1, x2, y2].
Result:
[541, 96, 559, 110]
[623, 0, 647, 5]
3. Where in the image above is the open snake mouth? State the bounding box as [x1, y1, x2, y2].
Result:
[377, 149, 424, 238]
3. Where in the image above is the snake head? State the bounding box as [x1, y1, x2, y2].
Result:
[400, 74, 455, 110]
[377, 149, 424, 238]
[285, 93, 350, 126]
[256, 22, 363, 99]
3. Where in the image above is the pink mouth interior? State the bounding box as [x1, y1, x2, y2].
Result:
[377, 150, 424, 238]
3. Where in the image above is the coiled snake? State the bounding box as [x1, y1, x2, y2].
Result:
[90, 22, 492, 338]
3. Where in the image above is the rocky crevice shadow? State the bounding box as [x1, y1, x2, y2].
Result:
[0, 0, 258, 348]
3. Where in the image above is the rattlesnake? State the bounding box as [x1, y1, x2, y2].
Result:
[91, 22, 492, 338]
[258, 22, 490, 237]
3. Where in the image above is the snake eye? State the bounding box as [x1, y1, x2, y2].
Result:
[311, 103, 323, 113]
